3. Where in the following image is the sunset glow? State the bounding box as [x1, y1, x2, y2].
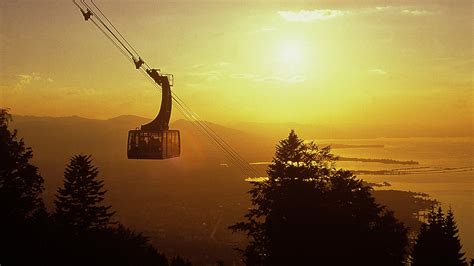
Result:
[0, 1, 472, 133]
[1, 1, 473, 263]
[277, 41, 303, 63]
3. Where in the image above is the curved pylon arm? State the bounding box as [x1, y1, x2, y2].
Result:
[141, 69, 172, 131]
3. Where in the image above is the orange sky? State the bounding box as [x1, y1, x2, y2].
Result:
[0, 1, 472, 132]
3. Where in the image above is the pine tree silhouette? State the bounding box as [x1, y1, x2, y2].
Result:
[443, 208, 466, 265]
[411, 216, 435, 265]
[230, 130, 408, 266]
[412, 206, 466, 266]
[54, 154, 115, 231]
[49, 155, 184, 266]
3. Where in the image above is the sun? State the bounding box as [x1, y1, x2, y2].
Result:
[278, 41, 303, 63]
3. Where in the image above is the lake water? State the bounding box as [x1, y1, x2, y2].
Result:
[325, 137, 473, 259]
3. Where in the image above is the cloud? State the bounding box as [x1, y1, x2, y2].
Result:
[187, 69, 306, 84]
[278, 9, 347, 22]
[401, 9, 431, 16]
[14, 72, 54, 91]
[216, 61, 229, 67]
[186, 62, 230, 82]
[17, 72, 40, 85]
[187, 70, 223, 82]
[190, 63, 205, 69]
[63, 86, 101, 96]
[250, 27, 277, 34]
[369, 69, 387, 75]
[230, 73, 257, 80]
[375, 6, 392, 11]
[231, 73, 306, 84]
[259, 27, 276, 32]
[278, 6, 435, 22]
[256, 76, 306, 83]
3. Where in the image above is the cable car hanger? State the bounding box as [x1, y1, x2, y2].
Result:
[72, 0, 259, 177]
[74, 0, 179, 159]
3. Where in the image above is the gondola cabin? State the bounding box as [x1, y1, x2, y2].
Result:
[127, 130, 180, 159]
[72, 1, 181, 160]
[126, 69, 180, 160]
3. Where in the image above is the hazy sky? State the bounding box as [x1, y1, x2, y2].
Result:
[0, 0, 472, 130]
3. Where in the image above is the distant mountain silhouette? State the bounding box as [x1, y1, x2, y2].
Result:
[106, 115, 150, 125]
[11, 115, 266, 163]
[234, 121, 474, 139]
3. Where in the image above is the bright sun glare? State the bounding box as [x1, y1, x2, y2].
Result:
[278, 41, 303, 63]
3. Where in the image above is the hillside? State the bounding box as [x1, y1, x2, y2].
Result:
[9, 114, 437, 265]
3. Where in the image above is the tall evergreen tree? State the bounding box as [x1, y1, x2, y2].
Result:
[230, 130, 408, 266]
[444, 208, 467, 265]
[54, 154, 115, 231]
[412, 207, 466, 266]
[412, 208, 440, 265]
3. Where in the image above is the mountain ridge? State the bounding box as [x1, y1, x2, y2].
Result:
[10, 114, 473, 139]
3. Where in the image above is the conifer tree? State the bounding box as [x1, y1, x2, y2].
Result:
[412, 208, 438, 265]
[230, 130, 408, 266]
[444, 208, 466, 265]
[54, 154, 114, 231]
[412, 206, 466, 266]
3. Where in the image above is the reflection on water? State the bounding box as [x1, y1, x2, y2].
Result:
[326, 137, 474, 258]
[250, 137, 474, 258]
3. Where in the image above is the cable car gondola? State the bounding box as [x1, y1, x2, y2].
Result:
[73, 0, 259, 176]
[73, 0, 180, 160]
[74, 0, 260, 175]
[127, 69, 180, 160]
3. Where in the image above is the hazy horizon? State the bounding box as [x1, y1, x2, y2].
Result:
[9, 112, 474, 139]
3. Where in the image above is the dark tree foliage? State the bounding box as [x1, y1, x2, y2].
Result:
[230, 130, 409, 266]
[444, 209, 467, 265]
[0, 108, 47, 265]
[171, 255, 193, 266]
[46, 224, 170, 266]
[54, 154, 115, 231]
[0, 112, 191, 265]
[412, 207, 466, 266]
[49, 155, 188, 266]
[0, 109, 45, 220]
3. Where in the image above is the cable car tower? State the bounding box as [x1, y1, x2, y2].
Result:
[73, 0, 179, 159]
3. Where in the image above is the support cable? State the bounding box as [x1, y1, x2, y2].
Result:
[137, 69, 254, 176]
[80, 0, 136, 58]
[90, 0, 152, 69]
[73, 0, 259, 178]
[171, 93, 259, 177]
